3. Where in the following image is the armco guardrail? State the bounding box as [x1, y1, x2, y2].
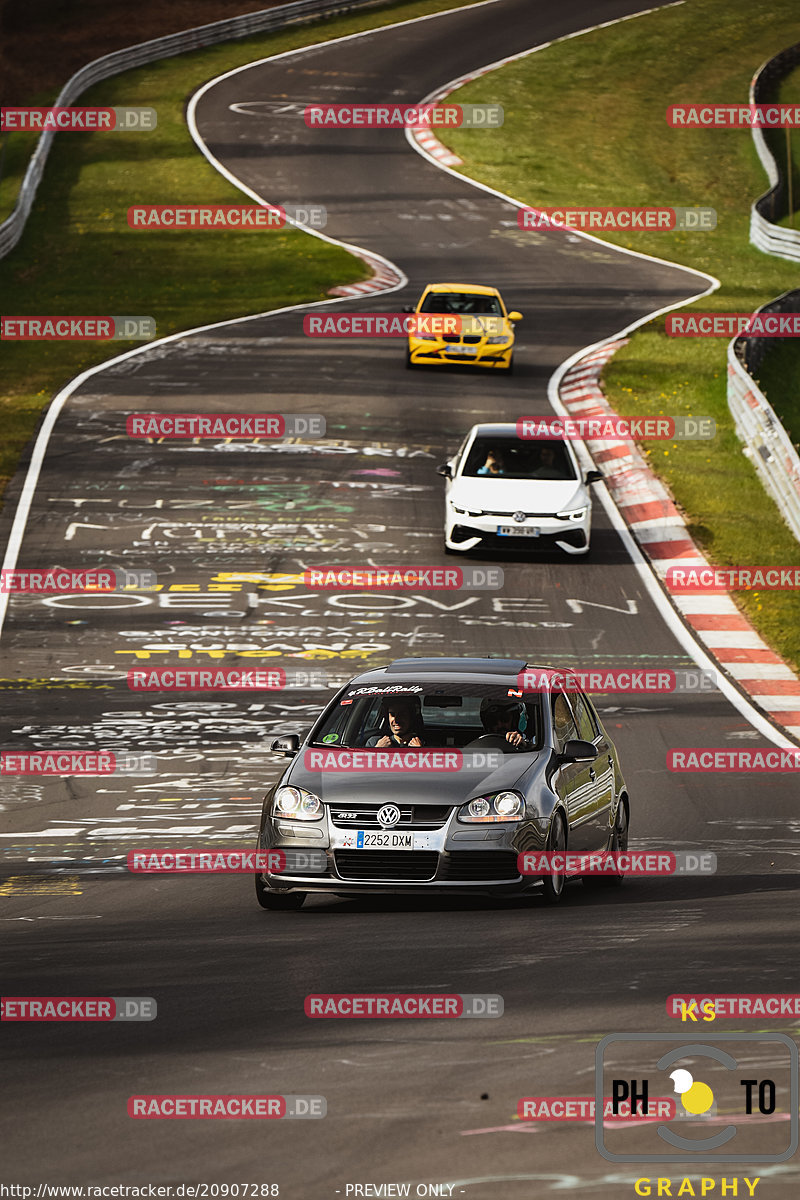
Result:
[728, 290, 800, 542]
[750, 41, 800, 262]
[0, 0, 389, 260]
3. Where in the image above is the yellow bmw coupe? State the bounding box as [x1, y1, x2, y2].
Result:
[405, 282, 522, 371]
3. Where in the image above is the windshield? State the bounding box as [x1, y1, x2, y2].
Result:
[461, 438, 577, 481]
[310, 684, 544, 752]
[419, 292, 503, 315]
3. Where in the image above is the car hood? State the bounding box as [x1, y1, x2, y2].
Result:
[285, 749, 542, 804]
[450, 478, 585, 512]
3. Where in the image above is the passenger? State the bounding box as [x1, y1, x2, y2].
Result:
[477, 449, 505, 476]
[479, 698, 533, 750]
[531, 443, 564, 479]
[367, 696, 426, 748]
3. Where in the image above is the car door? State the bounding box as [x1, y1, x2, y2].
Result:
[570, 690, 615, 849]
[550, 690, 598, 852]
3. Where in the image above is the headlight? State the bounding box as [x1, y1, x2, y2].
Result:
[458, 791, 524, 823]
[452, 505, 484, 516]
[556, 506, 588, 522]
[413, 333, 439, 341]
[484, 335, 510, 344]
[272, 786, 323, 820]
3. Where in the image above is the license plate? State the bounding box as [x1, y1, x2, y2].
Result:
[356, 831, 413, 850]
[497, 525, 540, 537]
[445, 345, 477, 355]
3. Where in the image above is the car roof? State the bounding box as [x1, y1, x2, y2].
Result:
[346, 658, 574, 689]
[464, 422, 570, 444]
[422, 283, 502, 296]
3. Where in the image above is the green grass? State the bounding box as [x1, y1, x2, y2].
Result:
[438, 0, 800, 673]
[0, 0, 488, 501]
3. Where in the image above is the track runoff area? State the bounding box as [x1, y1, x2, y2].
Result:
[1, 0, 799, 1197]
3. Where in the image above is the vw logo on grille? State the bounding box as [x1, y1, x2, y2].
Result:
[513, 510, 526, 523]
[377, 804, 402, 828]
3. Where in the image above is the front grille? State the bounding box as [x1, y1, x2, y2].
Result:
[490, 511, 557, 519]
[334, 851, 439, 881]
[329, 805, 451, 830]
[440, 851, 520, 881]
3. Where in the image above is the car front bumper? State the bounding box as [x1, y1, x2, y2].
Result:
[257, 813, 549, 896]
[445, 509, 591, 555]
[408, 339, 512, 368]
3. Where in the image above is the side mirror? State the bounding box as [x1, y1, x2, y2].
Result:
[585, 469, 603, 485]
[271, 734, 300, 758]
[507, 311, 523, 322]
[437, 462, 453, 479]
[559, 738, 596, 763]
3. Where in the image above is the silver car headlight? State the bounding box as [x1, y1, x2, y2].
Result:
[484, 335, 510, 344]
[458, 791, 524, 823]
[272, 786, 323, 820]
[556, 506, 588, 522]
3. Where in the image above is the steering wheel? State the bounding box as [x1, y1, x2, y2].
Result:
[463, 734, 508, 750]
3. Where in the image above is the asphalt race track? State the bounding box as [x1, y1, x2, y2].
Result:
[2, 0, 799, 1194]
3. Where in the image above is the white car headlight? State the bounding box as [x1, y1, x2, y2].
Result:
[459, 791, 524, 823]
[452, 504, 484, 516]
[272, 786, 323, 820]
[556, 506, 588, 522]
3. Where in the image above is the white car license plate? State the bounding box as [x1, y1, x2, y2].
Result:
[356, 831, 413, 850]
[445, 345, 477, 355]
[497, 525, 540, 537]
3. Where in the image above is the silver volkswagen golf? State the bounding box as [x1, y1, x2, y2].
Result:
[255, 657, 629, 909]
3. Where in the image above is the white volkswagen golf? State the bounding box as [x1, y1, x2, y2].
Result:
[439, 423, 602, 555]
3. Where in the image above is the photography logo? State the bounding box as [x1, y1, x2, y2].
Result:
[595, 1033, 798, 1163]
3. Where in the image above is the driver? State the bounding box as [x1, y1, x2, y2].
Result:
[479, 697, 533, 751]
[367, 695, 426, 748]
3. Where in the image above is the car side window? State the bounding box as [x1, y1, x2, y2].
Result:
[551, 692, 579, 749]
[571, 692, 599, 743]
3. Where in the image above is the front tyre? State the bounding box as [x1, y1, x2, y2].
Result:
[601, 799, 629, 888]
[541, 811, 567, 905]
[255, 875, 306, 910]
